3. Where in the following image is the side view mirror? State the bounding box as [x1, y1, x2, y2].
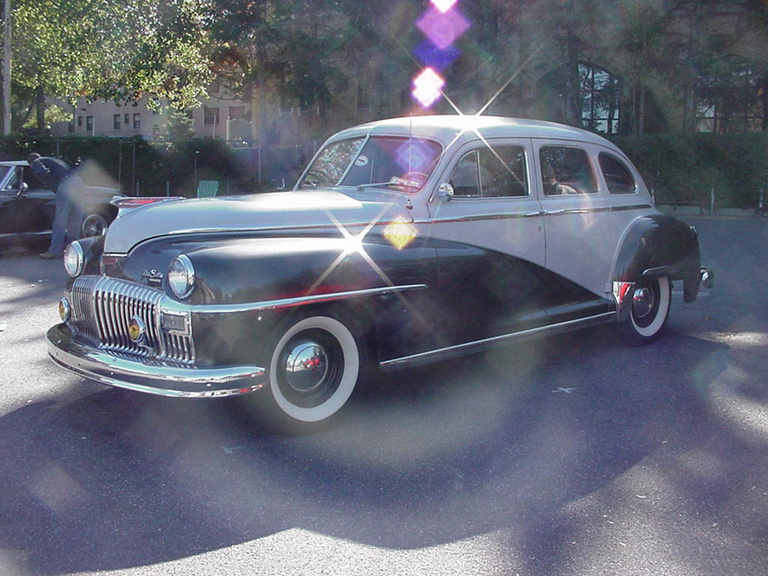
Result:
[15, 182, 28, 198]
[436, 182, 454, 202]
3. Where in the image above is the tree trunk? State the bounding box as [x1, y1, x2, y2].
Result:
[564, 29, 582, 127]
[35, 86, 46, 131]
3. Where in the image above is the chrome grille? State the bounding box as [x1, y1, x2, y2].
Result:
[69, 276, 195, 364]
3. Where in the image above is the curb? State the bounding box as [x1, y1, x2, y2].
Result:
[657, 205, 766, 219]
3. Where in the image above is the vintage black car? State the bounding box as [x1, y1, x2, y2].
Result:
[47, 116, 712, 429]
[0, 160, 118, 250]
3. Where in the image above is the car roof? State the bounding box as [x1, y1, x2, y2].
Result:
[327, 115, 617, 149]
[0, 161, 29, 167]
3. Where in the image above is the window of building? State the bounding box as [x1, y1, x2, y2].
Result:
[86, 116, 94, 133]
[113, 114, 121, 130]
[229, 106, 248, 120]
[77, 116, 83, 127]
[450, 145, 529, 198]
[580, 63, 620, 135]
[540, 146, 597, 195]
[124, 113, 129, 124]
[133, 113, 141, 130]
[695, 67, 768, 133]
[204, 106, 220, 125]
[537, 63, 622, 135]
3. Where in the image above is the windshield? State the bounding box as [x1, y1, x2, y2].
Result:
[297, 135, 442, 192]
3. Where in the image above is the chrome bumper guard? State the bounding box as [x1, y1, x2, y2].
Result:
[47, 324, 267, 398]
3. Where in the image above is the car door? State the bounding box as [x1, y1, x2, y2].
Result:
[0, 165, 53, 236]
[535, 140, 614, 320]
[424, 138, 548, 341]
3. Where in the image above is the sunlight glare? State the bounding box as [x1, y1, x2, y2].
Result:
[431, 0, 458, 13]
[413, 68, 445, 108]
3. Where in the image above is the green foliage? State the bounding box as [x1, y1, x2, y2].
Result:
[163, 109, 197, 146]
[0, 134, 167, 192]
[11, 0, 213, 129]
[614, 132, 768, 209]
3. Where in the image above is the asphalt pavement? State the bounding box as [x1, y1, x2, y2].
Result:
[0, 215, 766, 576]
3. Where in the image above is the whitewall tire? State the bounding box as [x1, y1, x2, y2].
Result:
[267, 315, 362, 424]
[620, 276, 671, 345]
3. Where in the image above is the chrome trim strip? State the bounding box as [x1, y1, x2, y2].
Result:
[545, 207, 612, 216]
[108, 204, 654, 253]
[140, 218, 399, 242]
[0, 230, 50, 239]
[47, 324, 266, 398]
[543, 204, 652, 217]
[418, 211, 544, 225]
[612, 203, 653, 212]
[174, 284, 428, 314]
[380, 311, 615, 369]
[642, 264, 689, 278]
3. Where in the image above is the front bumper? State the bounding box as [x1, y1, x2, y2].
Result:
[47, 324, 267, 398]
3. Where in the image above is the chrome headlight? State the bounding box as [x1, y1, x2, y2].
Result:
[63, 242, 84, 277]
[168, 254, 195, 299]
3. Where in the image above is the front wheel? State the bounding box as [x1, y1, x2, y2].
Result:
[266, 314, 364, 427]
[618, 276, 671, 345]
[80, 213, 109, 237]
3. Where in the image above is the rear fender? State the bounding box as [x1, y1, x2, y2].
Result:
[612, 215, 702, 320]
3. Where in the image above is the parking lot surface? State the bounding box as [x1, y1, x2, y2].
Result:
[0, 216, 766, 576]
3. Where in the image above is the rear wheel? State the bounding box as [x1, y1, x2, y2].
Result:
[266, 313, 364, 427]
[619, 276, 671, 345]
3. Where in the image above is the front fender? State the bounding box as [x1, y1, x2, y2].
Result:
[185, 235, 438, 366]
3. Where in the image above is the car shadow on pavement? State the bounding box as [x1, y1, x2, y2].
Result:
[0, 329, 760, 575]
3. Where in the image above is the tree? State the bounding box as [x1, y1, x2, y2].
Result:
[10, 0, 212, 132]
[206, 0, 291, 142]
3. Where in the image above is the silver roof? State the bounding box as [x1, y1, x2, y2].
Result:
[326, 115, 617, 149]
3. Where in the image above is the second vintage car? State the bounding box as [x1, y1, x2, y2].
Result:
[0, 160, 119, 250]
[47, 115, 712, 428]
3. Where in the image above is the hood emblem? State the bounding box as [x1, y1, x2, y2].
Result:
[142, 269, 164, 286]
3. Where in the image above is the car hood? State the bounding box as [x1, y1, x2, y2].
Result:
[103, 190, 413, 254]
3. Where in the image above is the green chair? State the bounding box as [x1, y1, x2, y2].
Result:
[197, 180, 220, 198]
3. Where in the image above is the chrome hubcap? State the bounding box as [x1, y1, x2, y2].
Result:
[283, 339, 329, 393]
[633, 286, 655, 319]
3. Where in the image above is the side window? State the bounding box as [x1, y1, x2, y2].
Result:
[450, 145, 529, 198]
[2, 167, 19, 192]
[450, 151, 481, 198]
[599, 153, 636, 194]
[540, 146, 597, 196]
[478, 145, 528, 197]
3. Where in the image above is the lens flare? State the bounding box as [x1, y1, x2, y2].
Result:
[416, 6, 469, 51]
[431, 0, 458, 13]
[412, 68, 445, 108]
[395, 139, 436, 173]
[384, 216, 419, 250]
[414, 39, 460, 72]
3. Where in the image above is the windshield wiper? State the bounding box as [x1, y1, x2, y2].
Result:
[356, 177, 422, 192]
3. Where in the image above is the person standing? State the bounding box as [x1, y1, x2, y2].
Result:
[27, 153, 83, 259]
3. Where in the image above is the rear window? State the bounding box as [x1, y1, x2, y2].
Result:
[599, 153, 636, 194]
